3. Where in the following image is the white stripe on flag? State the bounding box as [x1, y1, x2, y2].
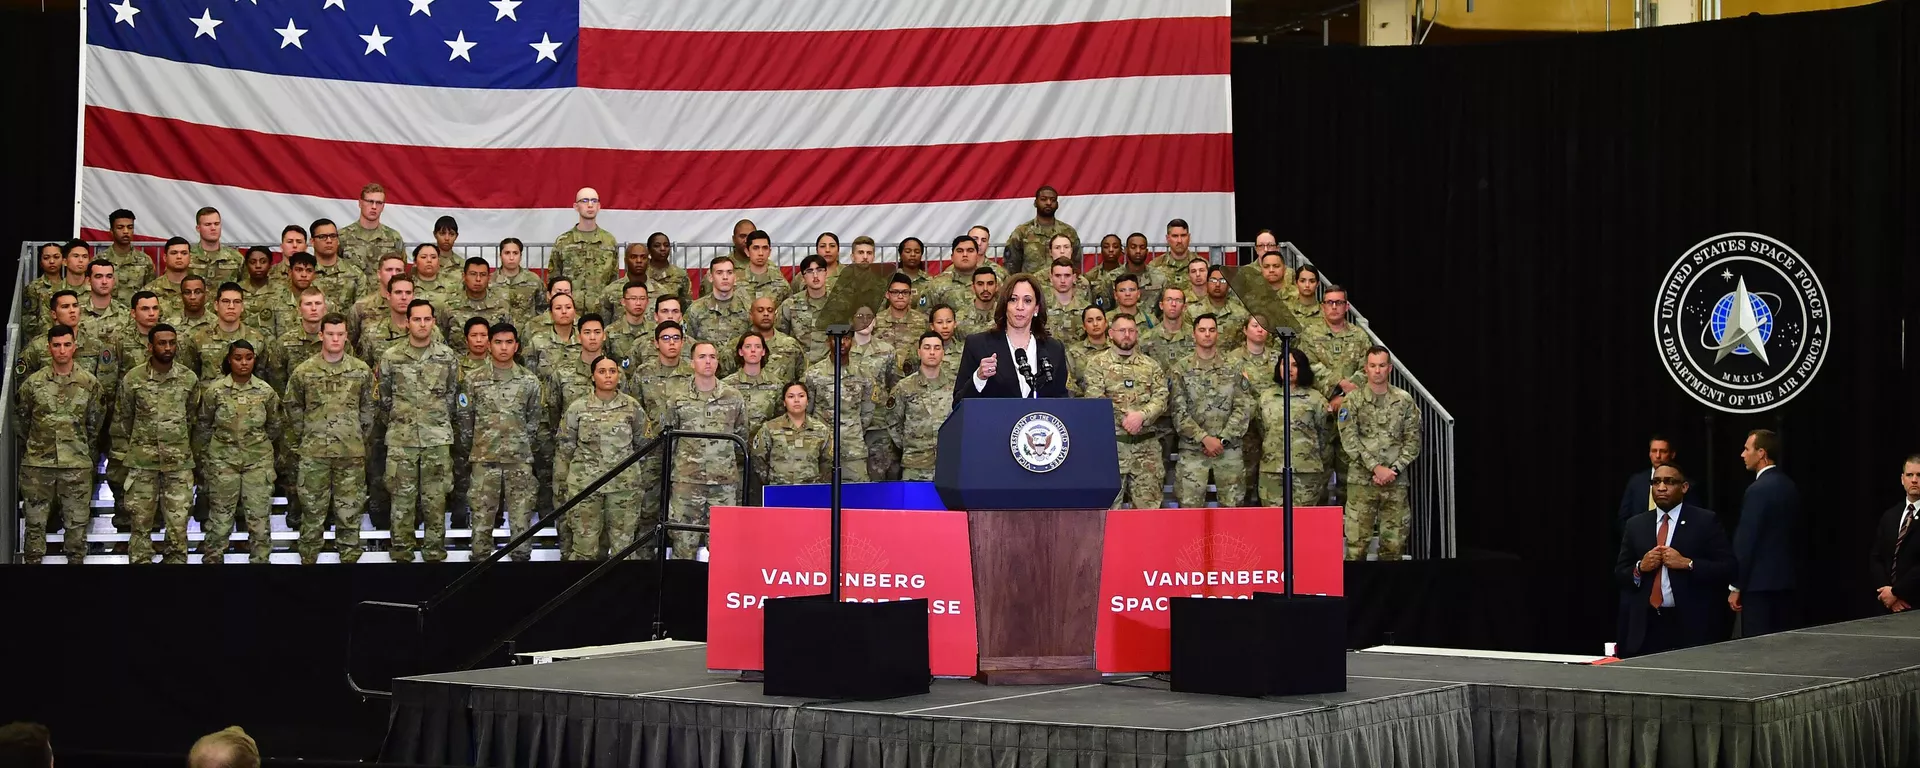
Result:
[582, 0, 1224, 33]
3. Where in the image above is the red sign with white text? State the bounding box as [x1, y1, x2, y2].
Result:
[706, 506, 979, 677]
[1095, 506, 1345, 673]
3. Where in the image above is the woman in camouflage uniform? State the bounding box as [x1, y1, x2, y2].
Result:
[193, 341, 282, 563]
[553, 356, 649, 561]
[751, 383, 833, 487]
[724, 334, 784, 440]
[1254, 346, 1333, 507]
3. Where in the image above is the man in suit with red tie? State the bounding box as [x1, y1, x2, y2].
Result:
[1868, 455, 1920, 613]
[1731, 429, 1802, 636]
[1615, 463, 1736, 657]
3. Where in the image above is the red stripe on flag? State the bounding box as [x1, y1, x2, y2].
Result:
[578, 17, 1230, 92]
[84, 107, 1234, 212]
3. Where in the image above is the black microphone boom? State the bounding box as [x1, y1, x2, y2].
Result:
[1013, 347, 1037, 398]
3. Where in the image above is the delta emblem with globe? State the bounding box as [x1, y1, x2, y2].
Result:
[1653, 232, 1831, 414]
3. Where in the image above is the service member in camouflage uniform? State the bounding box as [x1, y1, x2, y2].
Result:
[23, 243, 67, 341]
[601, 245, 647, 320]
[802, 337, 880, 483]
[102, 212, 156, 305]
[1140, 287, 1194, 365]
[777, 255, 834, 361]
[1103, 235, 1166, 312]
[605, 282, 654, 363]
[848, 308, 900, 480]
[378, 300, 462, 563]
[458, 322, 547, 561]
[494, 238, 546, 328]
[751, 382, 834, 487]
[622, 322, 694, 516]
[1003, 186, 1080, 275]
[116, 324, 201, 564]
[1303, 284, 1370, 394]
[1256, 346, 1333, 507]
[339, 183, 405, 289]
[305, 218, 364, 311]
[1228, 314, 1286, 504]
[553, 355, 651, 560]
[1171, 315, 1252, 509]
[15, 325, 104, 563]
[1044, 257, 1093, 343]
[1337, 346, 1421, 560]
[746, 297, 807, 384]
[19, 291, 82, 377]
[441, 257, 512, 341]
[350, 255, 409, 340]
[522, 293, 583, 375]
[143, 239, 194, 319]
[1190, 264, 1250, 347]
[732, 230, 792, 305]
[189, 207, 246, 286]
[1083, 314, 1168, 509]
[657, 342, 749, 558]
[551, 188, 620, 318]
[686, 258, 754, 372]
[641, 233, 691, 307]
[723, 334, 786, 439]
[889, 332, 954, 481]
[459, 317, 493, 374]
[874, 274, 929, 352]
[193, 341, 282, 563]
[183, 283, 278, 388]
[285, 314, 378, 563]
[953, 269, 999, 340]
[1067, 306, 1111, 396]
[927, 237, 1000, 313]
[407, 242, 460, 308]
[894, 238, 934, 307]
[1281, 263, 1324, 328]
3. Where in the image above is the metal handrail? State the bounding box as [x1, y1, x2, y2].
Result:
[345, 428, 750, 698]
[2, 247, 32, 562]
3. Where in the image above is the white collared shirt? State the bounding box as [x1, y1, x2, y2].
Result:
[1638, 505, 1683, 608]
[974, 333, 1038, 398]
[1756, 464, 1776, 479]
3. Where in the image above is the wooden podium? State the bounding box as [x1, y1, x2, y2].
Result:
[934, 398, 1122, 685]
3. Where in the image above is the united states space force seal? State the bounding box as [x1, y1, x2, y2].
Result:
[1654, 232, 1830, 414]
[1010, 412, 1070, 473]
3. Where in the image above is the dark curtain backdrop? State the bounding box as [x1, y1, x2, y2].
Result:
[1234, 1, 1919, 651]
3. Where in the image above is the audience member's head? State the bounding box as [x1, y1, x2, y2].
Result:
[188, 726, 259, 768]
[0, 723, 52, 768]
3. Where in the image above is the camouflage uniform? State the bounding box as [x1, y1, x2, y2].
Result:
[188, 244, 246, 287]
[751, 415, 834, 486]
[645, 263, 691, 307]
[1140, 323, 1195, 369]
[356, 314, 444, 365]
[1282, 290, 1321, 328]
[550, 227, 620, 317]
[143, 277, 188, 319]
[686, 293, 753, 370]
[624, 357, 694, 517]
[1044, 287, 1094, 343]
[193, 374, 281, 562]
[285, 353, 377, 563]
[1256, 387, 1333, 507]
[895, 271, 933, 309]
[1004, 219, 1080, 275]
[521, 326, 584, 376]
[22, 274, 62, 341]
[775, 291, 832, 362]
[243, 282, 287, 336]
[1083, 350, 1168, 509]
[850, 339, 900, 480]
[1302, 320, 1371, 390]
[379, 341, 461, 562]
[16, 366, 104, 563]
[311, 259, 366, 311]
[871, 309, 928, 355]
[604, 316, 655, 365]
[458, 361, 546, 561]
[348, 294, 387, 341]
[737, 265, 792, 306]
[924, 272, 981, 317]
[1107, 268, 1166, 314]
[115, 362, 200, 564]
[493, 268, 546, 328]
[889, 366, 954, 482]
[78, 301, 128, 349]
[758, 331, 808, 384]
[554, 391, 651, 560]
[271, 325, 323, 391]
[1190, 297, 1250, 347]
[1170, 351, 1251, 509]
[952, 303, 996, 341]
[1337, 385, 1421, 560]
[1228, 345, 1286, 505]
[437, 287, 512, 341]
[101, 245, 156, 306]
[408, 271, 461, 310]
[802, 357, 881, 483]
[1066, 337, 1111, 396]
[656, 380, 749, 558]
[182, 323, 278, 389]
[337, 222, 404, 291]
[169, 311, 214, 344]
[723, 368, 787, 441]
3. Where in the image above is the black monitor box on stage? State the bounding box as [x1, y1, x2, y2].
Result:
[763, 595, 931, 699]
[1170, 593, 1348, 697]
[935, 397, 1122, 684]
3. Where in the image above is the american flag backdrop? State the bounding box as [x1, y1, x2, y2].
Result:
[81, 0, 1234, 248]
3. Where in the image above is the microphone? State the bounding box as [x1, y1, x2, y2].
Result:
[1013, 347, 1037, 398]
[1038, 354, 1056, 386]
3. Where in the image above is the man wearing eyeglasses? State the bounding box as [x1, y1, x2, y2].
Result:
[777, 254, 835, 361]
[1614, 463, 1734, 656]
[551, 188, 620, 319]
[340, 183, 405, 291]
[873, 274, 929, 353]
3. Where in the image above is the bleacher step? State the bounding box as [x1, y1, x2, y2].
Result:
[516, 639, 706, 665]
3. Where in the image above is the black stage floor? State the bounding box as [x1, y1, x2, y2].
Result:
[383, 612, 1920, 768]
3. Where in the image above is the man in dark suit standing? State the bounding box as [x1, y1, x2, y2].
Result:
[1731, 429, 1801, 636]
[1615, 463, 1735, 657]
[1868, 455, 1920, 614]
[953, 272, 1070, 401]
[1618, 435, 1702, 532]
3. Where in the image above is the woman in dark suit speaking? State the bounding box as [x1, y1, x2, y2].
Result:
[952, 273, 1071, 401]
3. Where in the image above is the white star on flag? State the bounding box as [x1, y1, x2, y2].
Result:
[489, 0, 521, 21]
[445, 30, 476, 61]
[407, 0, 433, 16]
[360, 25, 392, 55]
[530, 32, 562, 62]
[110, 0, 141, 27]
[275, 18, 309, 48]
[323, 0, 346, 9]
[189, 8, 222, 38]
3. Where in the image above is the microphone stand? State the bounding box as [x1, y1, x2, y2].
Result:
[825, 323, 851, 601]
[1276, 326, 1297, 599]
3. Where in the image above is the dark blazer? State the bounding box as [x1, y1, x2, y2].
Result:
[1868, 502, 1920, 604]
[951, 330, 1070, 402]
[1614, 504, 1736, 656]
[1734, 468, 1801, 593]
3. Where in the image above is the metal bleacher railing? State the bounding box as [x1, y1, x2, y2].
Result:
[5, 239, 1455, 561]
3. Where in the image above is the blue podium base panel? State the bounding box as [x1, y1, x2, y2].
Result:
[760, 482, 946, 511]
